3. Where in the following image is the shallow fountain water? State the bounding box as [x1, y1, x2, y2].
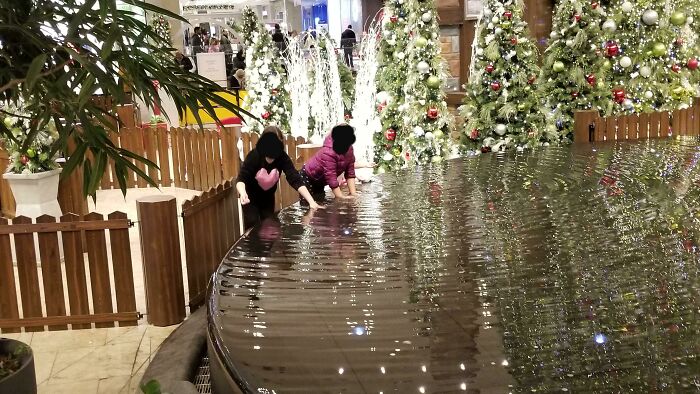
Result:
[209, 139, 700, 393]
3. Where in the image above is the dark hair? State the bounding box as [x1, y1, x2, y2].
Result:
[347, 25, 352, 29]
[236, 49, 245, 60]
[275, 24, 281, 30]
[331, 124, 356, 154]
[262, 125, 285, 141]
[256, 131, 285, 160]
[194, 26, 201, 33]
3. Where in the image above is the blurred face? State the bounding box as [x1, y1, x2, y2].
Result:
[265, 157, 275, 164]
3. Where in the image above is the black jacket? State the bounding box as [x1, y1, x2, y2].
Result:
[178, 56, 193, 72]
[340, 29, 356, 48]
[236, 149, 304, 202]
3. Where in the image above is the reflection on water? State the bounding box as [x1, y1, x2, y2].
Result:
[210, 139, 700, 393]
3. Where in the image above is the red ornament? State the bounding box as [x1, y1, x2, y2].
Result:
[385, 128, 397, 141]
[344, 114, 352, 120]
[377, 103, 386, 112]
[606, 41, 619, 57]
[469, 129, 479, 140]
[427, 107, 439, 119]
[675, 37, 685, 46]
[591, 1, 599, 9]
[503, 11, 513, 19]
[585, 74, 597, 85]
[612, 88, 626, 104]
[571, 91, 580, 98]
[390, 15, 398, 23]
[527, 75, 536, 84]
[672, 64, 681, 73]
[20, 155, 29, 165]
[485, 64, 495, 73]
[688, 58, 699, 70]
[510, 37, 518, 45]
[271, 89, 279, 95]
[481, 146, 492, 153]
[405, 151, 410, 161]
[262, 112, 271, 120]
[573, 14, 581, 22]
[491, 81, 502, 91]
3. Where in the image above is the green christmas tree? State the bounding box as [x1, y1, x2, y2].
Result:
[603, 0, 697, 114]
[149, 15, 171, 45]
[401, 0, 453, 165]
[460, 0, 547, 152]
[540, 0, 612, 142]
[233, 7, 292, 133]
[375, 0, 411, 172]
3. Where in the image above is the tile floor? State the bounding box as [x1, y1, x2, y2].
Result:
[3, 325, 177, 393]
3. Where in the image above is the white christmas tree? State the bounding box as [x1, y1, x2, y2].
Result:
[351, 21, 381, 167]
[309, 31, 345, 143]
[233, 7, 292, 134]
[286, 36, 311, 139]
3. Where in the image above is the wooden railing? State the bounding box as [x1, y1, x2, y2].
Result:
[574, 98, 700, 143]
[0, 212, 139, 332]
[181, 181, 240, 311]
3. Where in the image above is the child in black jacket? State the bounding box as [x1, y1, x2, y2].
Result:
[236, 127, 320, 230]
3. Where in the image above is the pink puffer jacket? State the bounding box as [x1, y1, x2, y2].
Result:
[304, 135, 355, 189]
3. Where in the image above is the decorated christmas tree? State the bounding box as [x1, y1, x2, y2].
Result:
[375, 0, 412, 172]
[149, 14, 171, 45]
[401, 0, 453, 165]
[461, 0, 547, 152]
[603, 1, 698, 113]
[233, 7, 292, 133]
[540, 0, 612, 142]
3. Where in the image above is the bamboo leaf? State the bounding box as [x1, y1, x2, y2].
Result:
[25, 53, 47, 90]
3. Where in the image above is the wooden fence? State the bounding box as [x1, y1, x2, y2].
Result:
[0, 212, 139, 332]
[182, 180, 240, 310]
[574, 97, 700, 143]
[97, 126, 241, 192]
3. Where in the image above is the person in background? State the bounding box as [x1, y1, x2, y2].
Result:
[272, 23, 287, 53]
[191, 26, 203, 56]
[340, 25, 356, 68]
[236, 126, 322, 230]
[300, 124, 358, 201]
[232, 49, 246, 71]
[220, 31, 232, 53]
[208, 37, 220, 52]
[175, 51, 193, 72]
[230, 68, 246, 90]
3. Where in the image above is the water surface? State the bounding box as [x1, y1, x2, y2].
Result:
[210, 139, 700, 393]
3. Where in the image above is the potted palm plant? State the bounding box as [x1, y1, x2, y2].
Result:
[0, 338, 35, 394]
[0, 0, 251, 199]
[0, 104, 62, 218]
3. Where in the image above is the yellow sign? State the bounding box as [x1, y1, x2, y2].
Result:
[181, 90, 248, 126]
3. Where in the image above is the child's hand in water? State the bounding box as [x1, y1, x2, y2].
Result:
[309, 202, 324, 210]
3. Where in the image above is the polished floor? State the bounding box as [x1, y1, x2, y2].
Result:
[210, 139, 700, 393]
[3, 325, 176, 393]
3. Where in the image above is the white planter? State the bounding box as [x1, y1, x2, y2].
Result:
[3, 169, 63, 219]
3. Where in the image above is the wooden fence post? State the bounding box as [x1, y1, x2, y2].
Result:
[573, 110, 599, 144]
[136, 195, 185, 326]
[297, 144, 322, 165]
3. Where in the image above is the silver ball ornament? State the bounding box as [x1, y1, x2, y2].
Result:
[619, 56, 632, 68]
[421, 12, 432, 23]
[640, 66, 652, 78]
[642, 9, 659, 25]
[621, 1, 633, 13]
[494, 124, 507, 136]
[417, 61, 430, 74]
[644, 91, 653, 99]
[602, 19, 617, 32]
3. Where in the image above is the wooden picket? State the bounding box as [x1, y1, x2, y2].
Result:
[0, 213, 139, 332]
[575, 97, 700, 143]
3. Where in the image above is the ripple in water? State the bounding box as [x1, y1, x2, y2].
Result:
[210, 139, 700, 393]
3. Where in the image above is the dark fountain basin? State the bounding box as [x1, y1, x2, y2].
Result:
[208, 140, 700, 393]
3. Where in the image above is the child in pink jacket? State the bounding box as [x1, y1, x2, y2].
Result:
[300, 124, 358, 201]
